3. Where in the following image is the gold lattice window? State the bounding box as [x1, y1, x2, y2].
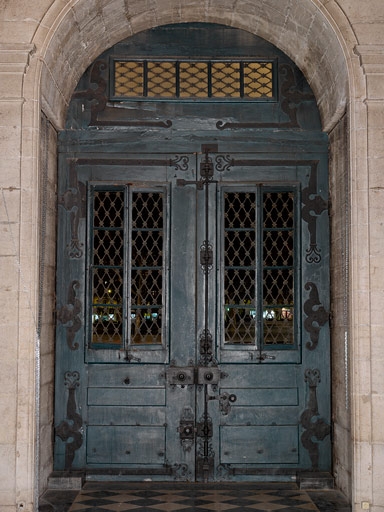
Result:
[113, 59, 275, 99]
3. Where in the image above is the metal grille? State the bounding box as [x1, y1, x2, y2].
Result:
[147, 62, 176, 97]
[113, 60, 274, 99]
[263, 191, 295, 345]
[224, 192, 256, 344]
[179, 62, 208, 98]
[223, 189, 295, 346]
[115, 61, 143, 97]
[91, 190, 124, 345]
[244, 62, 273, 98]
[90, 188, 164, 347]
[211, 62, 240, 98]
[130, 192, 163, 344]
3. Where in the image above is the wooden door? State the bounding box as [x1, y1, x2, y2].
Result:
[54, 147, 330, 481]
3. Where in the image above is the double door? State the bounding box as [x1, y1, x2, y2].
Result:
[55, 148, 330, 481]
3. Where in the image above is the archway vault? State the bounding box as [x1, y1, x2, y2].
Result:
[30, 0, 361, 503]
[35, 0, 353, 132]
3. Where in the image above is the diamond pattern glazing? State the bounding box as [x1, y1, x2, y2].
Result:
[263, 192, 295, 345]
[91, 190, 124, 345]
[112, 60, 274, 99]
[114, 61, 143, 97]
[224, 192, 256, 344]
[131, 192, 164, 345]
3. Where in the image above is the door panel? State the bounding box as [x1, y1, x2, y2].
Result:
[55, 149, 330, 480]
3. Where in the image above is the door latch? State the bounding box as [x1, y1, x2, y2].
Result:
[207, 391, 237, 415]
[178, 406, 195, 452]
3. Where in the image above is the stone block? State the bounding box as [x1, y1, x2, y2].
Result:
[298, 471, 334, 489]
[48, 471, 85, 490]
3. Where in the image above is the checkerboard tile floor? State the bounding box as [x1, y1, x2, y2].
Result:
[68, 488, 320, 511]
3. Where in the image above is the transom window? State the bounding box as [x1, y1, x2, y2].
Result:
[112, 59, 275, 100]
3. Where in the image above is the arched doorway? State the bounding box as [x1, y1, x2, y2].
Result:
[54, 23, 330, 483]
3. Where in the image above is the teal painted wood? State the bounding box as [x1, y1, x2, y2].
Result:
[54, 22, 330, 480]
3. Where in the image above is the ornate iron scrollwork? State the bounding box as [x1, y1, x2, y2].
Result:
[170, 463, 192, 481]
[200, 240, 213, 273]
[300, 369, 330, 470]
[170, 155, 190, 171]
[196, 411, 215, 481]
[55, 371, 83, 470]
[199, 329, 217, 367]
[304, 282, 329, 351]
[58, 162, 86, 259]
[215, 154, 234, 172]
[302, 163, 328, 263]
[56, 280, 82, 351]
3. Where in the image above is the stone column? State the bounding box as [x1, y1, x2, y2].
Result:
[0, 43, 38, 512]
[353, 44, 384, 512]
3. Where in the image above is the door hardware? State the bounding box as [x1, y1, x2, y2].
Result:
[178, 406, 195, 452]
[197, 366, 221, 385]
[167, 365, 223, 386]
[257, 353, 276, 361]
[118, 350, 141, 363]
[207, 391, 237, 415]
[167, 366, 195, 387]
[200, 241, 213, 269]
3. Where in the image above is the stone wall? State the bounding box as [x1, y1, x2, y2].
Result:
[0, 1, 383, 510]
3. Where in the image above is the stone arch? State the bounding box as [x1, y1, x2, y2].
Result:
[33, 0, 357, 131]
[26, 0, 368, 505]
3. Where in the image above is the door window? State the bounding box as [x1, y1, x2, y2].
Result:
[89, 186, 167, 349]
[223, 188, 296, 348]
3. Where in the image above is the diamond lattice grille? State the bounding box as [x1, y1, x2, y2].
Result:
[147, 62, 176, 97]
[113, 60, 274, 99]
[131, 192, 164, 345]
[179, 62, 208, 98]
[223, 189, 295, 347]
[211, 62, 241, 98]
[115, 61, 144, 97]
[262, 191, 295, 345]
[244, 62, 273, 98]
[91, 190, 124, 345]
[90, 188, 164, 347]
[224, 192, 256, 344]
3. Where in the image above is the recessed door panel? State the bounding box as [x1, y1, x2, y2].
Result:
[220, 426, 299, 464]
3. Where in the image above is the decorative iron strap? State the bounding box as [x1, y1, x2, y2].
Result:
[74, 155, 189, 171]
[56, 280, 82, 351]
[300, 369, 330, 470]
[55, 371, 83, 470]
[303, 282, 329, 350]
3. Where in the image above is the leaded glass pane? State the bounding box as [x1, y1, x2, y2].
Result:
[262, 191, 295, 346]
[211, 62, 241, 98]
[179, 62, 208, 98]
[244, 62, 273, 98]
[147, 61, 176, 97]
[113, 59, 274, 100]
[114, 61, 144, 97]
[130, 191, 164, 345]
[91, 190, 124, 347]
[224, 191, 256, 344]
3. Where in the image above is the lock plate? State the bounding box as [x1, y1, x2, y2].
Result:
[167, 367, 195, 386]
[197, 366, 221, 385]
